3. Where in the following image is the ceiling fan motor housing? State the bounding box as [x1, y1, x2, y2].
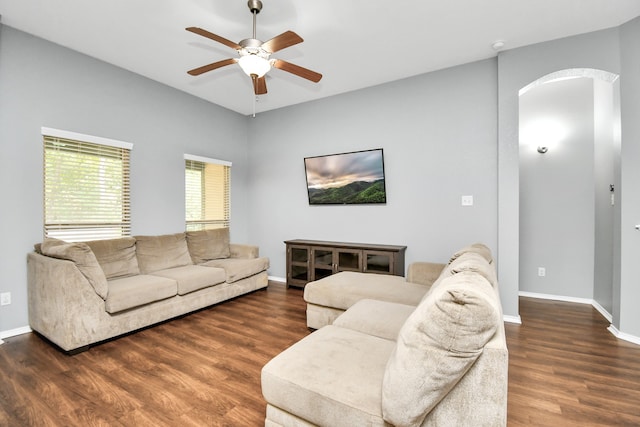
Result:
[248, 0, 262, 14]
[239, 38, 270, 58]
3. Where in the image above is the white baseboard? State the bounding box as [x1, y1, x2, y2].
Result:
[607, 325, 640, 346]
[503, 314, 522, 324]
[591, 299, 613, 323]
[519, 291, 614, 321]
[0, 325, 32, 341]
[518, 291, 640, 346]
[519, 291, 594, 305]
[268, 276, 286, 284]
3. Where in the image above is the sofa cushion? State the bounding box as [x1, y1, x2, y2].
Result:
[150, 265, 226, 295]
[41, 238, 109, 300]
[382, 271, 500, 426]
[333, 299, 415, 341]
[201, 257, 269, 283]
[85, 237, 140, 279]
[303, 271, 427, 311]
[186, 228, 231, 264]
[105, 274, 178, 314]
[262, 325, 395, 427]
[134, 233, 193, 274]
[449, 243, 493, 264]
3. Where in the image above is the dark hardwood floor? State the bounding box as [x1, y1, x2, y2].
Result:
[1, 285, 639, 426]
[506, 297, 640, 426]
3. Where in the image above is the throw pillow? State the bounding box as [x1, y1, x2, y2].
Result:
[186, 228, 231, 264]
[86, 237, 140, 279]
[382, 271, 500, 426]
[134, 233, 193, 273]
[40, 238, 109, 300]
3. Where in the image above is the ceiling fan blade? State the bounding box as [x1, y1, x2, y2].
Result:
[186, 27, 242, 50]
[272, 59, 322, 83]
[261, 31, 304, 53]
[252, 75, 268, 95]
[187, 58, 238, 76]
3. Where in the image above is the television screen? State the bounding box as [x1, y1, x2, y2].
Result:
[304, 148, 387, 205]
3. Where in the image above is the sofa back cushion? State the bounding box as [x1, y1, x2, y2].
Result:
[135, 233, 193, 273]
[382, 271, 500, 426]
[85, 237, 140, 279]
[40, 238, 109, 300]
[186, 228, 231, 264]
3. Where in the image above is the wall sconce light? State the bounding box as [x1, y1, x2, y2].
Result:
[537, 146, 548, 154]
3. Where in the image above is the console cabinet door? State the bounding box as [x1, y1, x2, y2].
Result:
[287, 245, 310, 287]
[311, 247, 334, 280]
[336, 249, 362, 273]
[363, 250, 395, 275]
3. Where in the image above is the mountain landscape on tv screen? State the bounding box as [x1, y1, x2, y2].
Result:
[308, 179, 386, 204]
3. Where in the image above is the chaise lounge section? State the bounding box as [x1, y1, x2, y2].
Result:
[27, 228, 269, 353]
[262, 244, 507, 426]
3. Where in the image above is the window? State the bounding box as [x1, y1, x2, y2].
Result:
[185, 154, 231, 231]
[43, 127, 132, 242]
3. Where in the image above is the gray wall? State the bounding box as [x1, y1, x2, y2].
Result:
[519, 77, 596, 299]
[499, 17, 640, 336]
[593, 78, 616, 314]
[247, 59, 499, 289]
[619, 16, 640, 337]
[0, 26, 252, 333]
[497, 27, 621, 320]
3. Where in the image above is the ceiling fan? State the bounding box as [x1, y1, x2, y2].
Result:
[186, 0, 322, 95]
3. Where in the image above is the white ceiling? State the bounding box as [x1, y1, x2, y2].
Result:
[1, 0, 639, 116]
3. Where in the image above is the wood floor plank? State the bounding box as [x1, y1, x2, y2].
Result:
[1, 286, 640, 426]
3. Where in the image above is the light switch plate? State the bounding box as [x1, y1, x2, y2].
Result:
[0, 292, 10, 306]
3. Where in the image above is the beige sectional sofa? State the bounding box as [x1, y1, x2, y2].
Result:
[261, 244, 507, 426]
[27, 228, 269, 353]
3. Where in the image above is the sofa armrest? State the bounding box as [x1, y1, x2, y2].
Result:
[27, 252, 106, 352]
[406, 262, 446, 286]
[229, 243, 259, 259]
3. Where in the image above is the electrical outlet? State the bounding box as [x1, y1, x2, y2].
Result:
[0, 292, 10, 306]
[461, 195, 474, 206]
[538, 267, 546, 277]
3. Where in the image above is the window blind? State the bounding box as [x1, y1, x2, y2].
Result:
[185, 156, 230, 231]
[43, 134, 131, 241]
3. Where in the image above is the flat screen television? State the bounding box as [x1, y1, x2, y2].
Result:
[304, 148, 387, 205]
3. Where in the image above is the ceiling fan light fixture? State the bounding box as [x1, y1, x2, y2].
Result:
[186, 0, 321, 95]
[238, 54, 271, 77]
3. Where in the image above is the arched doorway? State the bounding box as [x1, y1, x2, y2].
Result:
[517, 68, 620, 319]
